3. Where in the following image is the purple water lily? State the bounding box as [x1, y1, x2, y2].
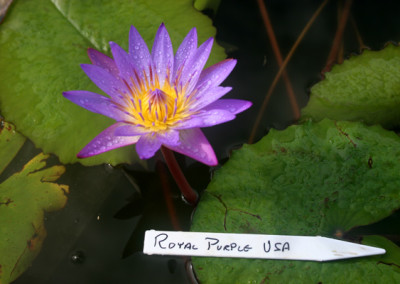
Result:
[63, 24, 251, 166]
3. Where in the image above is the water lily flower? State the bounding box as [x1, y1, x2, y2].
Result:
[63, 24, 251, 166]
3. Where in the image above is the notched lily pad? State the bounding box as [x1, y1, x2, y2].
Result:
[0, 119, 26, 175]
[0, 153, 69, 284]
[0, 0, 226, 166]
[191, 119, 400, 283]
[302, 44, 400, 128]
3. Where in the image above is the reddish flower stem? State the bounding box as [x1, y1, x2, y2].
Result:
[161, 146, 198, 206]
[156, 160, 182, 230]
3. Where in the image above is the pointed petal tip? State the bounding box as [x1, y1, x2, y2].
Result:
[242, 100, 253, 110]
[202, 37, 214, 49]
[77, 152, 90, 159]
[87, 47, 95, 55]
[156, 23, 167, 35]
[77, 146, 100, 158]
[184, 27, 198, 40]
[228, 58, 237, 66]
[204, 155, 218, 166]
[62, 90, 81, 99]
[62, 91, 78, 100]
[80, 63, 91, 70]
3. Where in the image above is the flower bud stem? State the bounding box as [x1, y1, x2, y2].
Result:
[161, 146, 198, 206]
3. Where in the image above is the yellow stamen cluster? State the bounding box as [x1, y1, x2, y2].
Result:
[118, 67, 193, 131]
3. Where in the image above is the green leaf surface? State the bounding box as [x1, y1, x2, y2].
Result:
[302, 44, 400, 128]
[0, 0, 226, 166]
[0, 153, 68, 284]
[194, 0, 222, 13]
[0, 120, 25, 176]
[191, 119, 400, 283]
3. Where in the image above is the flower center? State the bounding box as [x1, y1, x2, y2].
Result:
[123, 80, 191, 131]
[146, 88, 171, 123]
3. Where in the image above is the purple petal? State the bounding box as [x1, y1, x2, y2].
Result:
[110, 42, 138, 90]
[196, 59, 236, 93]
[87, 48, 120, 79]
[129, 26, 152, 79]
[189, 86, 232, 111]
[180, 38, 214, 94]
[135, 134, 162, 159]
[78, 123, 140, 158]
[175, 109, 236, 129]
[156, 129, 180, 147]
[165, 128, 217, 166]
[173, 28, 197, 80]
[80, 64, 129, 106]
[203, 99, 252, 115]
[114, 124, 149, 136]
[63, 90, 131, 121]
[151, 23, 174, 87]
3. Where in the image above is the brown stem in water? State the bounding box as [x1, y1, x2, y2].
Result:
[322, 0, 353, 74]
[161, 146, 198, 206]
[350, 16, 367, 51]
[256, 0, 300, 120]
[249, 0, 330, 144]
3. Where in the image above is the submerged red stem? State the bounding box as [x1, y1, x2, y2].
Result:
[161, 146, 198, 206]
[156, 160, 182, 230]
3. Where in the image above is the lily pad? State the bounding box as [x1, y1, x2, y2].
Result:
[0, 153, 68, 284]
[0, 120, 25, 175]
[191, 119, 400, 283]
[301, 44, 400, 128]
[194, 0, 222, 13]
[0, 0, 226, 166]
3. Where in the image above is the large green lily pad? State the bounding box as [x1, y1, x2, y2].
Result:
[0, 0, 226, 166]
[0, 120, 25, 175]
[191, 119, 400, 283]
[302, 44, 400, 128]
[0, 153, 68, 284]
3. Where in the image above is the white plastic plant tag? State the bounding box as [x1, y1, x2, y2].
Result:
[143, 230, 385, 262]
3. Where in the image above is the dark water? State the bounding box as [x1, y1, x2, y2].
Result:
[6, 0, 400, 283]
